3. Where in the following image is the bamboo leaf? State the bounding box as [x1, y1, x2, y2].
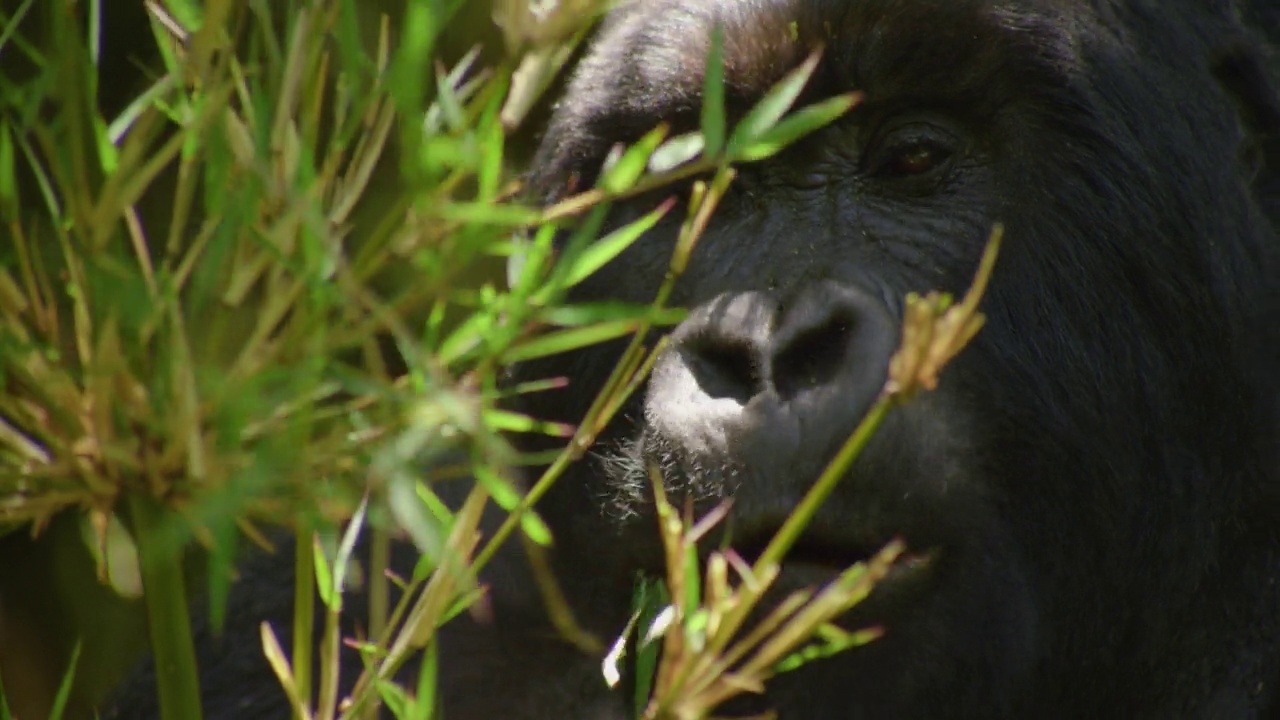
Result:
[649, 132, 705, 174]
[502, 319, 643, 363]
[601, 125, 669, 193]
[332, 495, 369, 605]
[0, 122, 16, 216]
[46, 641, 80, 720]
[701, 26, 727, 158]
[737, 92, 860, 162]
[560, 198, 676, 288]
[726, 48, 823, 157]
[260, 622, 312, 720]
[313, 533, 336, 610]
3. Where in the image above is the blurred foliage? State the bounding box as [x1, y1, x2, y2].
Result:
[0, 0, 540, 715]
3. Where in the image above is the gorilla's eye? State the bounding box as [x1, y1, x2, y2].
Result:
[867, 124, 958, 182]
[885, 142, 949, 176]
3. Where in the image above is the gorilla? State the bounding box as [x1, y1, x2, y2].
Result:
[106, 0, 1279, 718]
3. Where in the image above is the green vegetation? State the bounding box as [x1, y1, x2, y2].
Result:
[0, 2, 991, 718]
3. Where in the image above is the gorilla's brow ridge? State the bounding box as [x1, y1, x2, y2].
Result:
[605, 0, 1077, 133]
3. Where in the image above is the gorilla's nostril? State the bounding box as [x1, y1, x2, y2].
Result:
[772, 314, 854, 400]
[685, 338, 763, 404]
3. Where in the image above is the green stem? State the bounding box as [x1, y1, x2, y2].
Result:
[292, 526, 316, 718]
[362, 528, 390, 720]
[756, 394, 895, 569]
[368, 525, 390, 641]
[129, 494, 203, 720]
[316, 604, 342, 720]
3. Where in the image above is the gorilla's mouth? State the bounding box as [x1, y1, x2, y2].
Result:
[599, 391, 947, 621]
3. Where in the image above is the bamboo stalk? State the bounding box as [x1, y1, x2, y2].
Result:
[129, 494, 203, 720]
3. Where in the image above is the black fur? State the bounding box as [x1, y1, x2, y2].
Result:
[107, 1, 1280, 718]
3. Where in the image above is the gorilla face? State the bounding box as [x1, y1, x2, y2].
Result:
[501, 0, 1280, 717]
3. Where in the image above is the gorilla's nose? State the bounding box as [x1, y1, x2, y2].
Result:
[643, 282, 898, 472]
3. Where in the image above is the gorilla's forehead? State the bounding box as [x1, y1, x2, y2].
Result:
[587, 0, 1083, 122]
[529, 0, 1106, 197]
